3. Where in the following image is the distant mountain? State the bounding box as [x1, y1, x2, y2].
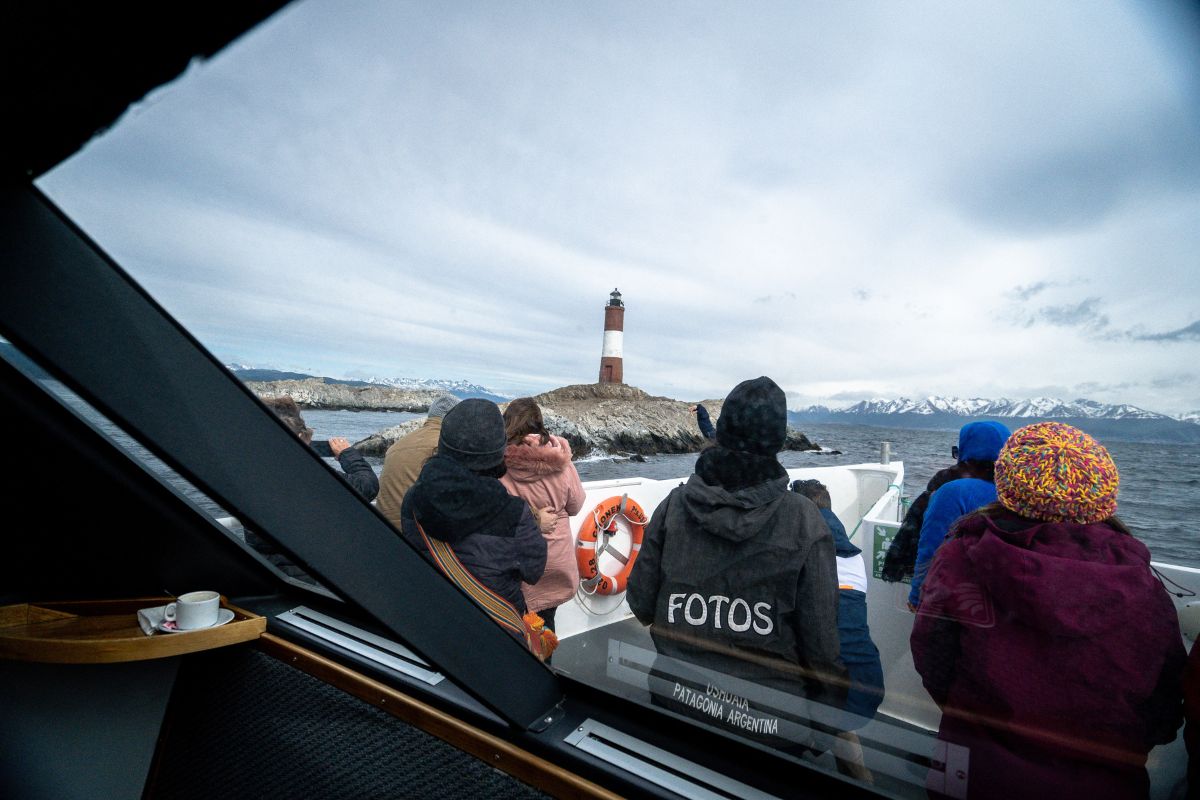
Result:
[355, 374, 507, 401]
[825, 396, 1171, 420]
[232, 368, 327, 383]
[790, 396, 1200, 444]
[1178, 411, 1200, 426]
[225, 365, 508, 402]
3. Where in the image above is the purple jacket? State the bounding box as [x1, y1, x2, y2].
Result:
[911, 509, 1184, 799]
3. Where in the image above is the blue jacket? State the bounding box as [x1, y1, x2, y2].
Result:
[818, 507, 860, 557]
[909, 478, 996, 607]
[820, 508, 883, 725]
[695, 403, 716, 440]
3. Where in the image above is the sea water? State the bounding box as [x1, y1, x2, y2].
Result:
[305, 411, 1200, 569]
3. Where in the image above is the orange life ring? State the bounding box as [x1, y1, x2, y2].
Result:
[576, 494, 648, 595]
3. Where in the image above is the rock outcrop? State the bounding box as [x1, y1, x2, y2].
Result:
[353, 419, 424, 457]
[247, 378, 444, 411]
[533, 384, 817, 458]
[351, 382, 819, 459]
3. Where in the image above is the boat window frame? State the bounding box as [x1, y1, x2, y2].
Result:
[0, 184, 561, 730]
[0, 340, 344, 600]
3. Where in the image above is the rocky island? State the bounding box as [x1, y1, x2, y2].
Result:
[246, 377, 445, 411]
[342, 382, 819, 459]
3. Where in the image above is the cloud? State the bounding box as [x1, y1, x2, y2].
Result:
[1151, 373, 1199, 388]
[31, 0, 1200, 416]
[827, 390, 880, 401]
[948, 100, 1200, 235]
[753, 292, 797, 304]
[1135, 320, 1200, 342]
[1075, 380, 1136, 393]
[1035, 299, 1110, 330]
[1008, 282, 1052, 301]
[1015, 297, 1110, 332]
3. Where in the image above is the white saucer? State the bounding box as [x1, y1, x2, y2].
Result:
[157, 608, 235, 633]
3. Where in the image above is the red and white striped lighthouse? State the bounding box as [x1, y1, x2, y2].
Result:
[598, 288, 624, 384]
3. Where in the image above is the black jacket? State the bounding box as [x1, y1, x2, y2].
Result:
[880, 464, 964, 582]
[336, 446, 380, 502]
[399, 455, 546, 614]
[627, 472, 847, 745]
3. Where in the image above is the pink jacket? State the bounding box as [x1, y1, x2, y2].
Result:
[499, 434, 586, 614]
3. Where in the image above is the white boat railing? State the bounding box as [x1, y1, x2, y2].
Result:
[556, 462, 906, 641]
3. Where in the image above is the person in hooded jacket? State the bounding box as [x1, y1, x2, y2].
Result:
[911, 422, 1185, 800]
[691, 403, 716, 440]
[377, 393, 460, 528]
[499, 397, 585, 632]
[1187, 640, 1200, 798]
[245, 396, 379, 583]
[398, 399, 547, 621]
[791, 479, 884, 726]
[793, 478, 884, 781]
[264, 395, 379, 501]
[882, 421, 1007, 583]
[627, 376, 847, 753]
[908, 420, 1010, 609]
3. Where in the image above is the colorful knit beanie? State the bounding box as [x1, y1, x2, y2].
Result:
[994, 422, 1119, 524]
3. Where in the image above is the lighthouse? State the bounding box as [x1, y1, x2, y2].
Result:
[598, 288, 624, 384]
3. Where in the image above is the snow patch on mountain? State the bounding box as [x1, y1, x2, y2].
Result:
[356, 374, 498, 395]
[799, 396, 1171, 421]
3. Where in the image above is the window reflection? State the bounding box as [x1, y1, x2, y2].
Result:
[549, 407, 1197, 799]
[0, 338, 337, 598]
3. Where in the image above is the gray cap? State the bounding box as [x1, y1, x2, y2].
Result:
[427, 393, 460, 419]
[438, 399, 507, 471]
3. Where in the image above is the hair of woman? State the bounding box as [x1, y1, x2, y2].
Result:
[264, 395, 313, 444]
[503, 397, 550, 445]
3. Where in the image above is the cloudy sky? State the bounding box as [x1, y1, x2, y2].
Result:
[38, 1, 1200, 413]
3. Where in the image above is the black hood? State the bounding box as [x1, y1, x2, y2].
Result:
[695, 444, 787, 492]
[680, 474, 790, 543]
[407, 455, 526, 543]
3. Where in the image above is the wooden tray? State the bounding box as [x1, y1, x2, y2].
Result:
[0, 597, 266, 664]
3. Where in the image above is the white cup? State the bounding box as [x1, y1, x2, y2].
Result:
[165, 591, 221, 630]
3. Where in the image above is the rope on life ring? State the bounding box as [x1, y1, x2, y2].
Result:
[575, 494, 648, 596]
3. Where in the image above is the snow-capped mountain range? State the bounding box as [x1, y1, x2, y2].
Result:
[801, 396, 1179, 421]
[352, 375, 497, 395]
[790, 396, 1200, 444]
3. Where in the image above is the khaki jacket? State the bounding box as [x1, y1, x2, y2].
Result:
[377, 417, 442, 528]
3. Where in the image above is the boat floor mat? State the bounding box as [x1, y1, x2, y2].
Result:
[146, 645, 548, 800]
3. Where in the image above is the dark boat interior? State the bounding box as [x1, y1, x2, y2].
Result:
[0, 6, 878, 799]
